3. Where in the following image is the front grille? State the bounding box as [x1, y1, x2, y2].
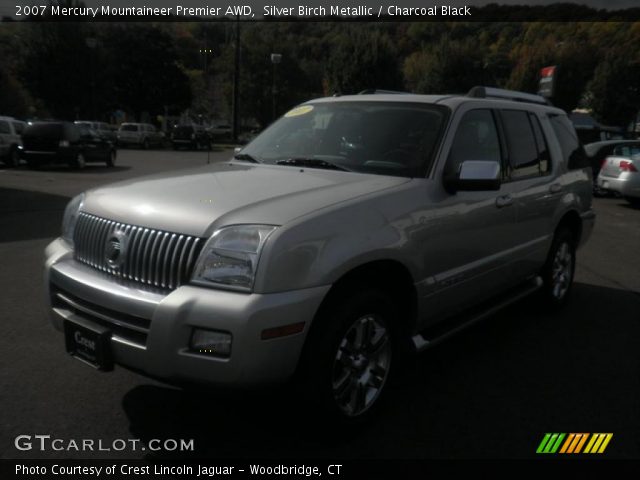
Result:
[52, 286, 150, 347]
[74, 212, 203, 290]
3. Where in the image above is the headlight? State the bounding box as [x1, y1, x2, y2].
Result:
[192, 225, 277, 291]
[61, 193, 85, 247]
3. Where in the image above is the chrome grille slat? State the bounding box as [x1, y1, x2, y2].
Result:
[169, 235, 185, 290]
[163, 234, 177, 289]
[73, 213, 202, 291]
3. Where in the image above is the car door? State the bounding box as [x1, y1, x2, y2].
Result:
[496, 109, 558, 278]
[416, 107, 521, 323]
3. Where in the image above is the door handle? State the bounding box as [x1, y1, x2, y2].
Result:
[549, 183, 563, 194]
[495, 194, 513, 208]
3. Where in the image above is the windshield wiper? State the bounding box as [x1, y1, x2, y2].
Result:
[233, 153, 261, 163]
[276, 157, 350, 172]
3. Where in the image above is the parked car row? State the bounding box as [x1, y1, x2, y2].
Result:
[585, 140, 640, 206]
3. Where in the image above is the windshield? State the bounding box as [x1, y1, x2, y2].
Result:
[240, 101, 447, 177]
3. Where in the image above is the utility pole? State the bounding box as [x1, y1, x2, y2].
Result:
[232, 16, 241, 143]
[271, 53, 282, 122]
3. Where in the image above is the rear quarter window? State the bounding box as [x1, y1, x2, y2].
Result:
[549, 114, 589, 170]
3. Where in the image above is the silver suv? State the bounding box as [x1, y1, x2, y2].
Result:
[44, 88, 594, 421]
[0, 116, 26, 167]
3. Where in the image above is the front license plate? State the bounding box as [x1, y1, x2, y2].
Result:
[64, 318, 113, 371]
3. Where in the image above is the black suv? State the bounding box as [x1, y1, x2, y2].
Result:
[171, 124, 211, 150]
[22, 121, 116, 169]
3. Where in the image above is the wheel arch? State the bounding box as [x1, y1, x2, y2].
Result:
[305, 259, 418, 348]
[554, 209, 582, 247]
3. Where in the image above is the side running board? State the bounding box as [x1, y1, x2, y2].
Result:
[412, 276, 543, 353]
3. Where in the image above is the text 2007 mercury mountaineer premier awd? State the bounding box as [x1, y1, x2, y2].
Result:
[45, 88, 595, 420]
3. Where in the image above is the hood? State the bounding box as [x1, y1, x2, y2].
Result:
[81, 162, 410, 237]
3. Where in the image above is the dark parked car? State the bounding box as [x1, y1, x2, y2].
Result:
[22, 121, 116, 169]
[171, 124, 211, 150]
[584, 140, 640, 195]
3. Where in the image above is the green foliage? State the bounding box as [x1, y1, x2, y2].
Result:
[586, 49, 640, 127]
[3, 19, 640, 130]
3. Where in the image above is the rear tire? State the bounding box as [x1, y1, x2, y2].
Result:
[71, 153, 86, 169]
[540, 228, 576, 308]
[297, 288, 399, 425]
[624, 196, 640, 208]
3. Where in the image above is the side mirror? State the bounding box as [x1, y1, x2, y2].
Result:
[446, 160, 501, 192]
[234, 147, 242, 154]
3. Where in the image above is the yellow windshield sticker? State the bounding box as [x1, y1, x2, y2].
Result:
[285, 105, 314, 117]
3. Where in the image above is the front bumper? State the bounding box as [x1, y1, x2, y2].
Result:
[45, 238, 329, 387]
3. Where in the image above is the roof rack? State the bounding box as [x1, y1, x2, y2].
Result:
[357, 89, 410, 95]
[467, 86, 550, 106]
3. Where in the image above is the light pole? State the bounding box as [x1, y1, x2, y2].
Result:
[232, 16, 241, 143]
[271, 53, 282, 122]
[85, 37, 97, 119]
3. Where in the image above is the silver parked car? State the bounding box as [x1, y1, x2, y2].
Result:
[44, 88, 594, 421]
[75, 121, 117, 143]
[596, 144, 640, 206]
[117, 122, 163, 149]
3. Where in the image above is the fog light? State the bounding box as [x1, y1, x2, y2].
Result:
[190, 329, 232, 357]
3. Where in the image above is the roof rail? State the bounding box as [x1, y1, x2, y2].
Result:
[467, 86, 550, 106]
[358, 89, 411, 95]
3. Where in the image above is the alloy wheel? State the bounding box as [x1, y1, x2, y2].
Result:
[331, 314, 392, 417]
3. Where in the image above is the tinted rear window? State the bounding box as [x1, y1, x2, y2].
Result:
[24, 123, 64, 138]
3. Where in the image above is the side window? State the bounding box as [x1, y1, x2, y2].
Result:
[549, 114, 589, 170]
[500, 110, 540, 179]
[529, 113, 551, 174]
[446, 109, 501, 177]
[0, 121, 10, 134]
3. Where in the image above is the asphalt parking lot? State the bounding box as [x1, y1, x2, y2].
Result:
[1, 149, 639, 460]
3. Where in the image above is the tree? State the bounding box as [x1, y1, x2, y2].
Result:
[586, 49, 640, 127]
[324, 26, 402, 94]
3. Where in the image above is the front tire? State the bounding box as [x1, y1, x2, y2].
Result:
[106, 150, 116, 167]
[540, 228, 576, 307]
[297, 289, 397, 423]
[7, 146, 20, 167]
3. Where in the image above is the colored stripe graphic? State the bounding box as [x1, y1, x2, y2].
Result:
[584, 433, 613, 454]
[536, 433, 565, 453]
[537, 433, 613, 454]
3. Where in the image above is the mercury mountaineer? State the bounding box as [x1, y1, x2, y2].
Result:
[45, 87, 594, 421]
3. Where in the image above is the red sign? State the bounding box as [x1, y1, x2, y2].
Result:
[538, 65, 556, 98]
